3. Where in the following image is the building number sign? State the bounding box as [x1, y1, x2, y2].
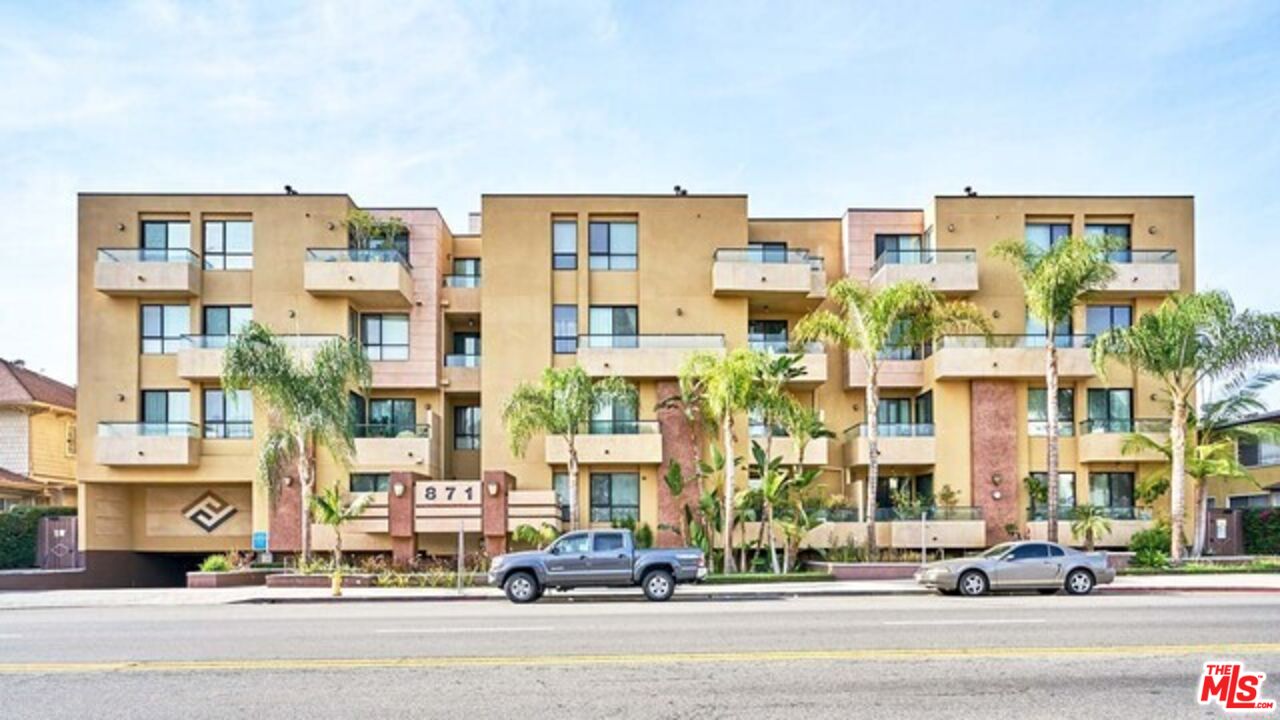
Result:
[418, 481, 480, 506]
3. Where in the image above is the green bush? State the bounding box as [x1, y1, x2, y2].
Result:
[634, 522, 654, 549]
[1129, 523, 1172, 568]
[198, 554, 232, 572]
[1242, 509, 1280, 555]
[0, 506, 77, 570]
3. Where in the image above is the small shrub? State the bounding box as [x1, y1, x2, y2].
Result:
[199, 554, 232, 572]
[1132, 548, 1170, 569]
[634, 522, 654, 549]
[1242, 509, 1280, 555]
[1129, 523, 1173, 568]
[0, 506, 77, 570]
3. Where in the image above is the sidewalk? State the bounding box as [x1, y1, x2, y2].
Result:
[2, 573, 1278, 610]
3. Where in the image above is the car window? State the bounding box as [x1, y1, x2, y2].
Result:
[593, 532, 625, 552]
[553, 534, 590, 555]
[1008, 543, 1049, 561]
[1048, 544, 1065, 557]
[980, 543, 1015, 558]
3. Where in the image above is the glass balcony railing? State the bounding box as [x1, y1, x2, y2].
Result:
[183, 334, 343, 350]
[876, 344, 932, 360]
[305, 247, 410, 268]
[97, 248, 200, 264]
[1028, 505, 1151, 521]
[352, 423, 431, 439]
[1107, 249, 1177, 264]
[714, 248, 824, 270]
[98, 422, 200, 438]
[847, 423, 936, 438]
[584, 420, 660, 435]
[444, 354, 481, 368]
[1079, 418, 1172, 434]
[1028, 421, 1075, 437]
[747, 339, 826, 354]
[578, 334, 725, 350]
[937, 334, 1093, 350]
[872, 249, 977, 273]
[444, 274, 481, 288]
[874, 506, 984, 522]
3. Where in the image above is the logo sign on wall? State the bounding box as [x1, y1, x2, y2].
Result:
[183, 491, 238, 533]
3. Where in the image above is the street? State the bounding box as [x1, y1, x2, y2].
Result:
[0, 592, 1277, 718]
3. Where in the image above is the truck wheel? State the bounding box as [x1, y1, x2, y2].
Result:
[503, 571, 540, 604]
[642, 569, 675, 602]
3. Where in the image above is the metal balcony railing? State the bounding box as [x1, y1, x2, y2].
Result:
[98, 422, 200, 438]
[444, 353, 480, 367]
[1079, 418, 1172, 434]
[444, 274, 481, 288]
[97, 248, 200, 264]
[937, 334, 1093, 350]
[1028, 505, 1152, 521]
[584, 420, 660, 435]
[1107, 249, 1177, 264]
[578, 334, 725, 349]
[874, 506, 984, 521]
[747, 339, 826, 354]
[872, 249, 977, 273]
[714, 247, 824, 270]
[352, 423, 431, 439]
[847, 423, 935, 438]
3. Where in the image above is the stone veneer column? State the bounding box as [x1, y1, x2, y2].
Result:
[268, 474, 301, 554]
[655, 380, 702, 548]
[388, 472, 418, 568]
[481, 471, 513, 556]
[970, 380, 1020, 546]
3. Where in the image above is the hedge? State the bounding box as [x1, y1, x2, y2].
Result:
[0, 506, 77, 570]
[1242, 508, 1280, 555]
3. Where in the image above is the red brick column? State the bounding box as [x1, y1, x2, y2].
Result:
[970, 380, 1020, 545]
[268, 474, 301, 554]
[481, 471, 513, 556]
[656, 380, 702, 548]
[388, 472, 418, 568]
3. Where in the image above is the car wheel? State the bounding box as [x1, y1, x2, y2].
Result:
[1065, 569, 1095, 596]
[957, 570, 989, 597]
[503, 571, 540, 604]
[642, 569, 675, 602]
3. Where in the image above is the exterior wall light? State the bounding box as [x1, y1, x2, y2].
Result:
[486, 480, 499, 497]
[393, 482, 406, 497]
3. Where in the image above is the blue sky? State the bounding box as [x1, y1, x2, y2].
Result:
[1, 0, 1278, 400]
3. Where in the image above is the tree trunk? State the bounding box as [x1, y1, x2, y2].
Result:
[567, 440, 579, 532]
[1169, 399, 1189, 563]
[1192, 480, 1208, 558]
[333, 528, 343, 572]
[865, 365, 880, 559]
[766, 502, 780, 574]
[297, 433, 312, 565]
[1045, 339, 1061, 544]
[721, 416, 737, 574]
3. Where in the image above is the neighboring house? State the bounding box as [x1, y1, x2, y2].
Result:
[1206, 409, 1280, 510]
[0, 358, 77, 510]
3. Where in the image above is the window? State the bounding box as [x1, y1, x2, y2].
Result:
[587, 306, 638, 347]
[875, 474, 932, 510]
[915, 391, 934, 427]
[1238, 439, 1280, 468]
[553, 305, 578, 354]
[351, 473, 390, 493]
[588, 221, 638, 270]
[367, 398, 416, 437]
[1048, 544, 1066, 557]
[360, 314, 409, 361]
[141, 389, 191, 431]
[1029, 472, 1076, 515]
[141, 220, 191, 260]
[203, 220, 253, 270]
[748, 320, 788, 352]
[878, 398, 912, 432]
[1025, 311, 1074, 348]
[1028, 388, 1074, 436]
[747, 241, 788, 263]
[203, 388, 252, 438]
[454, 406, 480, 450]
[591, 393, 638, 434]
[448, 258, 481, 287]
[593, 532, 625, 552]
[1229, 494, 1277, 509]
[64, 422, 76, 456]
[141, 305, 190, 354]
[452, 332, 481, 357]
[1008, 543, 1050, 561]
[552, 220, 578, 270]
[1086, 389, 1133, 433]
[1089, 472, 1135, 509]
[590, 472, 639, 523]
[1085, 305, 1132, 336]
[1085, 223, 1132, 261]
[553, 472, 571, 521]
[1025, 223, 1070, 252]
[874, 234, 923, 264]
[551, 533, 590, 555]
[202, 306, 252, 346]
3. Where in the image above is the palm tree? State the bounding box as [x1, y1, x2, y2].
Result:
[795, 279, 988, 557]
[993, 235, 1117, 543]
[779, 402, 836, 475]
[310, 485, 374, 595]
[223, 321, 371, 565]
[502, 367, 635, 530]
[1092, 291, 1280, 561]
[512, 522, 561, 549]
[678, 348, 766, 573]
[1069, 505, 1113, 552]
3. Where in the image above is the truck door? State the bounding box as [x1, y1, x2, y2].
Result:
[545, 532, 591, 584]
[587, 531, 633, 585]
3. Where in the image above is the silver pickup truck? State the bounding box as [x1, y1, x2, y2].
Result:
[488, 529, 707, 603]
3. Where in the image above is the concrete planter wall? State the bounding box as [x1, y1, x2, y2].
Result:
[806, 561, 919, 580]
[265, 573, 376, 588]
[186, 569, 280, 589]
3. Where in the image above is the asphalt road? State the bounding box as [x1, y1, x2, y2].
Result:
[0, 592, 1277, 719]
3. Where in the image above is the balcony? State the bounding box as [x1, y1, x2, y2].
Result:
[95, 422, 200, 467]
[442, 354, 480, 392]
[845, 346, 928, 389]
[303, 248, 413, 308]
[577, 335, 725, 378]
[870, 249, 979, 295]
[544, 420, 664, 465]
[844, 423, 936, 467]
[712, 248, 826, 301]
[94, 248, 201, 297]
[1028, 506, 1154, 547]
[1097, 250, 1180, 296]
[176, 334, 341, 380]
[442, 274, 480, 314]
[932, 335, 1095, 380]
[749, 341, 828, 386]
[351, 423, 439, 477]
[749, 433, 839, 467]
[1077, 418, 1171, 463]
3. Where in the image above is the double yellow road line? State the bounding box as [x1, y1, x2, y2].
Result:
[3, 642, 1279, 675]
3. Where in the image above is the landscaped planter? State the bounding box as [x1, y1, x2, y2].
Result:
[186, 569, 281, 589]
[265, 573, 376, 588]
[805, 561, 919, 580]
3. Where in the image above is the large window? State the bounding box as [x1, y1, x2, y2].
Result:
[553, 472, 571, 521]
[588, 221, 638, 270]
[1028, 388, 1074, 436]
[590, 472, 639, 523]
[1029, 472, 1076, 516]
[1085, 305, 1132, 336]
[1085, 223, 1132, 261]
[452, 332, 481, 357]
[874, 234, 923, 264]
[141, 389, 190, 430]
[360, 314, 409, 361]
[747, 241, 788, 263]
[1086, 389, 1133, 433]
[914, 391, 934, 427]
[448, 258, 481, 287]
[367, 398, 416, 436]
[1025, 223, 1071, 252]
[587, 306, 638, 347]
[350, 473, 390, 493]
[454, 406, 480, 450]
[748, 319, 788, 352]
[591, 393, 639, 434]
[203, 220, 253, 270]
[141, 220, 191, 260]
[553, 220, 577, 270]
[1025, 311, 1074, 347]
[1238, 438, 1280, 468]
[1089, 472, 1135, 509]
[553, 305, 578, 354]
[878, 398, 912, 429]
[203, 388, 252, 438]
[141, 304, 190, 354]
[203, 306, 252, 345]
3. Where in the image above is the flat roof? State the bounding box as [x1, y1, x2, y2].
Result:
[934, 194, 1194, 200]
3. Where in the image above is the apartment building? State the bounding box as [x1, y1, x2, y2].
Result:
[77, 191, 1194, 575]
[1206, 410, 1280, 511]
[0, 359, 77, 510]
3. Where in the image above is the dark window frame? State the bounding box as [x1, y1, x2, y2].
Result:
[589, 472, 640, 523]
[350, 473, 391, 493]
[1028, 388, 1075, 436]
[588, 221, 638, 271]
[203, 219, 254, 270]
[203, 387, 253, 439]
[140, 388, 191, 425]
[1085, 304, 1133, 336]
[1089, 471, 1135, 509]
[360, 313, 410, 361]
[553, 305, 578, 354]
[552, 219, 578, 270]
[140, 304, 190, 354]
[367, 398, 416, 436]
[454, 405, 481, 450]
[140, 219, 191, 260]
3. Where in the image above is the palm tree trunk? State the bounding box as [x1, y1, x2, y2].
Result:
[297, 433, 312, 565]
[1192, 480, 1208, 558]
[1045, 340, 1060, 544]
[334, 528, 343, 572]
[865, 367, 880, 560]
[1169, 398, 1189, 562]
[721, 415, 737, 574]
[567, 441, 579, 531]
[767, 503, 780, 574]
